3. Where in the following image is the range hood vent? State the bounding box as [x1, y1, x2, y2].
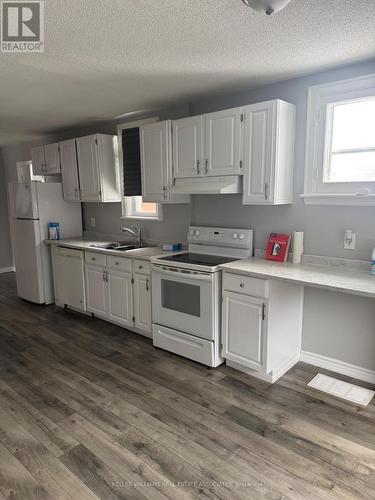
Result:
[171, 176, 242, 195]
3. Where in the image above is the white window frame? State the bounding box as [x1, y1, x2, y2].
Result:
[302, 73, 375, 206]
[117, 117, 163, 220]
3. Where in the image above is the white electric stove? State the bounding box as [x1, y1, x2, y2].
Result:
[151, 226, 253, 367]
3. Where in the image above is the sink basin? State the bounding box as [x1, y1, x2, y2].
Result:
[89, 242, 143, 251]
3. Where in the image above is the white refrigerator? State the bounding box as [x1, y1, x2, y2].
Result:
[9, 182, 83, 304]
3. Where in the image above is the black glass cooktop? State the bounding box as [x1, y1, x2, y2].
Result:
[159, 253, 238, 267]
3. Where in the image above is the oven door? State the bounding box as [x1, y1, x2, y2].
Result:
[151, 265, 214, 341]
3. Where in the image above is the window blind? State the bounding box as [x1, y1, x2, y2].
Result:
[122, 127, 142, 196]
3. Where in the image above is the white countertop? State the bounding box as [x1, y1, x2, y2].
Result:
[45, 237, 179, 261]
[220, 258, 375, 299]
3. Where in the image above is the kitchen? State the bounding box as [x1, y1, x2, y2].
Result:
[1, 1, 375, 499]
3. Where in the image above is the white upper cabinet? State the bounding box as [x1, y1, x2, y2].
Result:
[31, 144, 60, 175]
[140, 121, 190, 203]
[44, 143, 61, 174]
[76, 135, 101, 202]
[205, 107, 243, 176]
[173, 116, 204, 178]
[31, 146, 45, 176]
[76, 134, 120, 203]
[59, 139, 80, 201]
[242, 100, 295, 205]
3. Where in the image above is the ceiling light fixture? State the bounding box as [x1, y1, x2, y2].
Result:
[241, 0, 293, 15]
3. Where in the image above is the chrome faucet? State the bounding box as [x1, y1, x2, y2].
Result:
[120, 226, 142, 247]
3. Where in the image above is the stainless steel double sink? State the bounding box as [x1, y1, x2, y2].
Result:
[89, 242, 140, 252]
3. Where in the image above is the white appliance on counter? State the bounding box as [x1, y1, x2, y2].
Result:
[8, 182, 82, 304]
[151, 226, 253, 367]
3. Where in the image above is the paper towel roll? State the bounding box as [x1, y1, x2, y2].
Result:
[292, 231, 304, 264]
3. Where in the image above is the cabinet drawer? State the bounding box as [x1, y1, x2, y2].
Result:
[107, 255, 132, 272]
[223, 272, 269, 299]
[85, 251, 106, 267]
[133, 259, 150, 275]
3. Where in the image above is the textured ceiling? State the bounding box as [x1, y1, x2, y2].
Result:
[0, 0, 374, 145]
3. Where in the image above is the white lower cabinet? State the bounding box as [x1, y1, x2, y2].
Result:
[52, 246, 86, 311]
[86, 265, 108, 317]
[107, 269, 133, 328]
[133, 273, 151, 333]
[84, 253, 151, 336]
[222, 271, 303, 383]
[222, 291, 265, 371]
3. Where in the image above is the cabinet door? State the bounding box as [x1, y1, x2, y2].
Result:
[59, 139, 80, 201]
[86, 265, 107, 317]
[205, 107, 242, 176]
[76, 135, 101, 201]
[242, 101, 275, 204]
[31, 146, 45, 176]
[140, 121, 169, 202]
[53, 249, 85, 311]
[222, 291, 266, 371]
[133, 273, 151, 333]
[107, 269, 133, 328]
[45, 143, 61, 174]
[173, 116, 203, 178]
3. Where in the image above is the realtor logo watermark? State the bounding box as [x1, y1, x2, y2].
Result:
[1, 1, 44, 52]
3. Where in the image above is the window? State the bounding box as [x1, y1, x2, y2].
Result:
[123, 196, 162, 220]
[303, 74, 375, 205]
[117, 117, 162, 220]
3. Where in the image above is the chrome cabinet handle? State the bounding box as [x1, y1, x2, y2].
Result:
[106, 271, 110, 282]
[92, 257, 96, 261]
[138, 265, 143, 269]
[115, 261, 119, 266]
[146, 278, 150, 292]
[102, 270, 106, 281]
[163, 186, 167, 200]
[205, 158, 209, 174]
[197, 160, 200, 175]
[240, 283, 245, 288]
[265, 182, 269, 201]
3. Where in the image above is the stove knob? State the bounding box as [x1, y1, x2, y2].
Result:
[190, 230, 195, 236]
[232, 232, 238, 239]
[239, 233, 244, 240]
[195, 230, 200, 236]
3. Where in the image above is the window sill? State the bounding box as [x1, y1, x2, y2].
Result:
[301, 193, 375, 206]
[120, 215, 163, 221]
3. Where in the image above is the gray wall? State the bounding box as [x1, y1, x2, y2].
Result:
[2, 59, 375, 372]
[0, 149, 13, 270]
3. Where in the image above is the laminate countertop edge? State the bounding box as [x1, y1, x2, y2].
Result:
[219, 258, 375, 299]
[44, 238, 181, 261]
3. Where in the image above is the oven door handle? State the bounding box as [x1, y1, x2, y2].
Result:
[151, 265, 213, 281]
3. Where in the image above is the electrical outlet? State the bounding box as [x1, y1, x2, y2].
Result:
[344, 230, 356, 250]
[90, 217, 96, 228]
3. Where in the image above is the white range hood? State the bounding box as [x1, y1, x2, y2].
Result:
[171, 176, 242, 195]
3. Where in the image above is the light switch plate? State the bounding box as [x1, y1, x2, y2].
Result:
[344, 230, 356, 250]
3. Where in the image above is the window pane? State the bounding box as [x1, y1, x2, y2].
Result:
[331, 98, 375, 151]
[140, 202, 157, 213]
[329, 151, 375, 183]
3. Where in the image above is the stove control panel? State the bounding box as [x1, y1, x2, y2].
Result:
[188, 226, 253, 252]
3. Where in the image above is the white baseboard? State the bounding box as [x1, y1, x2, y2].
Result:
[0, 266, 15, 274]
[300, 350, 375, 384]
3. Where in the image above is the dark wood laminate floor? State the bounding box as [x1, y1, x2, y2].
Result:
[0, 272, 375, 499]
